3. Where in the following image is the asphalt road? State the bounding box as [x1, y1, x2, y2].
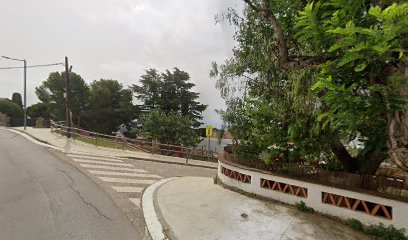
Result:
[0, 129, 142, 240]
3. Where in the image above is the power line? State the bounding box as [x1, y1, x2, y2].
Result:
[0, 62, 64, 70]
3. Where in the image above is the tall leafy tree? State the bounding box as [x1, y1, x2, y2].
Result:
[84, 79, 137, 134]
[11, 92, 23, 110]
[35, 71, 90, 124]
[212, 0, 408, 174]
[137, 109, 199, 146]
[26, 102, 51, 119]
[131, 68, 207, 127]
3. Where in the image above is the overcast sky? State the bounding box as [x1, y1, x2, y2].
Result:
[0, 0, 244, 128]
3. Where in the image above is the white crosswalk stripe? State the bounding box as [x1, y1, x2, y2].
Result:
[98, 177, 157, 185]
[79, 164, 147, 173]
[111, 186, 144, 193]
[88, 170, 161, 178]
[72, 158, 133, 167]
[67, 153, 122, 160]
[65, 152, 161, 209]
[68, 156, 123, 162]
[129, 198, 141, 207]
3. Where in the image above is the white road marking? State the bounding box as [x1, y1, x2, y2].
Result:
[72, 159, 133, 167]
[98, 177, 157, 184]
[111, 186, 144, 193]
[68, 154, 124, 162]
[79, 164, 147, 173]
[129, 198, 141, 207]
[88, 170, 161, 178]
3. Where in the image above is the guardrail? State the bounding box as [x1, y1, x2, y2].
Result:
[50, 121, 217, 162]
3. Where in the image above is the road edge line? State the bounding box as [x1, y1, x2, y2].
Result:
[142, 177, 177, 240]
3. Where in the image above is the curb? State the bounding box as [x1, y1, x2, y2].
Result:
[10, 128, 52, 145]
[125, 156, 218, 170]
[142, 177, 177, 240]
[6, 128, 62, 151]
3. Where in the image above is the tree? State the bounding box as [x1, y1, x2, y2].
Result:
[36, 71, 89, 123]
[11, 93, 22, 110]
[131, 68, 207, 127]
[0, 99, 22, 118]
[83, 79, 137, 134]
[137, 109, 199, 146]
[212, 0, 408, 174]
[26, 102, 51, 119]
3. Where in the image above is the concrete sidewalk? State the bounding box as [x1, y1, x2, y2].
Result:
[150, 177, 370, 240]
[9, 127, 217, 169]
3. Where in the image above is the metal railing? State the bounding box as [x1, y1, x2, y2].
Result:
[50, 121, 217, 162]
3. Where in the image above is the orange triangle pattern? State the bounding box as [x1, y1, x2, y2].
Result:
[260, 178, 308, 198]
[321, 192, 392, 220]
[221, 167, 251, 184]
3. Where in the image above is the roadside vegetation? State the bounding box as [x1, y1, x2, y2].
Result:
[27, 68, 207, 148]
[211, 0, 408, 175]
[347, 218, 407, 240]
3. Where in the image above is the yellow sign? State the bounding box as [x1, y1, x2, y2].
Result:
[206, 126, 213, 137]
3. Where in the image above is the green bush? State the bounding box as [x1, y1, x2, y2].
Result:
[365, 223, 407, 240]
[295, 201, 314, 213]
[0, 99, 22, 118]
[347, 218, 364, 231]
[346, 219, 407, 240]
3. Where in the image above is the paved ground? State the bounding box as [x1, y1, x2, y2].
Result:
[0, 129, 142, 240]
[50, 148, 216, 236]
[155, 177, 371, 240]
[5, 127, 217, 239]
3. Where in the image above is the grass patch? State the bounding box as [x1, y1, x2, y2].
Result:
[73, 135, 127, 149]
[346, 218, 364, 231]
[346, 218, 407, 240]
[295, 201, 314, 213]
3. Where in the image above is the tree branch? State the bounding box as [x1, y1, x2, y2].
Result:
[242, 0, 327, 70]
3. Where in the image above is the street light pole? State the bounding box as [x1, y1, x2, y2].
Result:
[23, 59, 27, 130]
[2, 56, 27, 130]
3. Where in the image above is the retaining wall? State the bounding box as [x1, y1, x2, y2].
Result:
[218, 160, 408, 229]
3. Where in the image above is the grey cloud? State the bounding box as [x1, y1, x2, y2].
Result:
[0, 0, 244, 128]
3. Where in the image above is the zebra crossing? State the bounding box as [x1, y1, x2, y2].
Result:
[63, 151, 161, 208]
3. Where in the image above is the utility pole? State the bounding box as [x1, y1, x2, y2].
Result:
[64, 56, 71, 138]
[23, 60, 27, 130]
[1, 56, 27, 130]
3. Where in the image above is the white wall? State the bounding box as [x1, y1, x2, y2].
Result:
[218, 161, 408, 230]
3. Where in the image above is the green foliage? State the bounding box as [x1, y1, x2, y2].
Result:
[11, 92, 23, 110]
[346, 218, 364, 231]
[84, 79, 137, 134]
[212, 3, 333, 166]
[136, 109, 199, 146]
[0, 99, 22, 118]
[26, 102, 51, 119]
[35, 71, 90, 122]
[365, 223, 407, 240]
[295, 201, 314, 213]
[306, 2, 408, 162]
[131, 68, 207, 127]
[347, 219, 407, 240]
[213, 0, 408, 174]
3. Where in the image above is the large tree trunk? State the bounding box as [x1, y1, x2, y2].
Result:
[386, 62, 408, 171]
[330, 133, 386, 175]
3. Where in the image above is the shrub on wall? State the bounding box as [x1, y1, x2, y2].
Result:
[0, 99, 22, 118]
